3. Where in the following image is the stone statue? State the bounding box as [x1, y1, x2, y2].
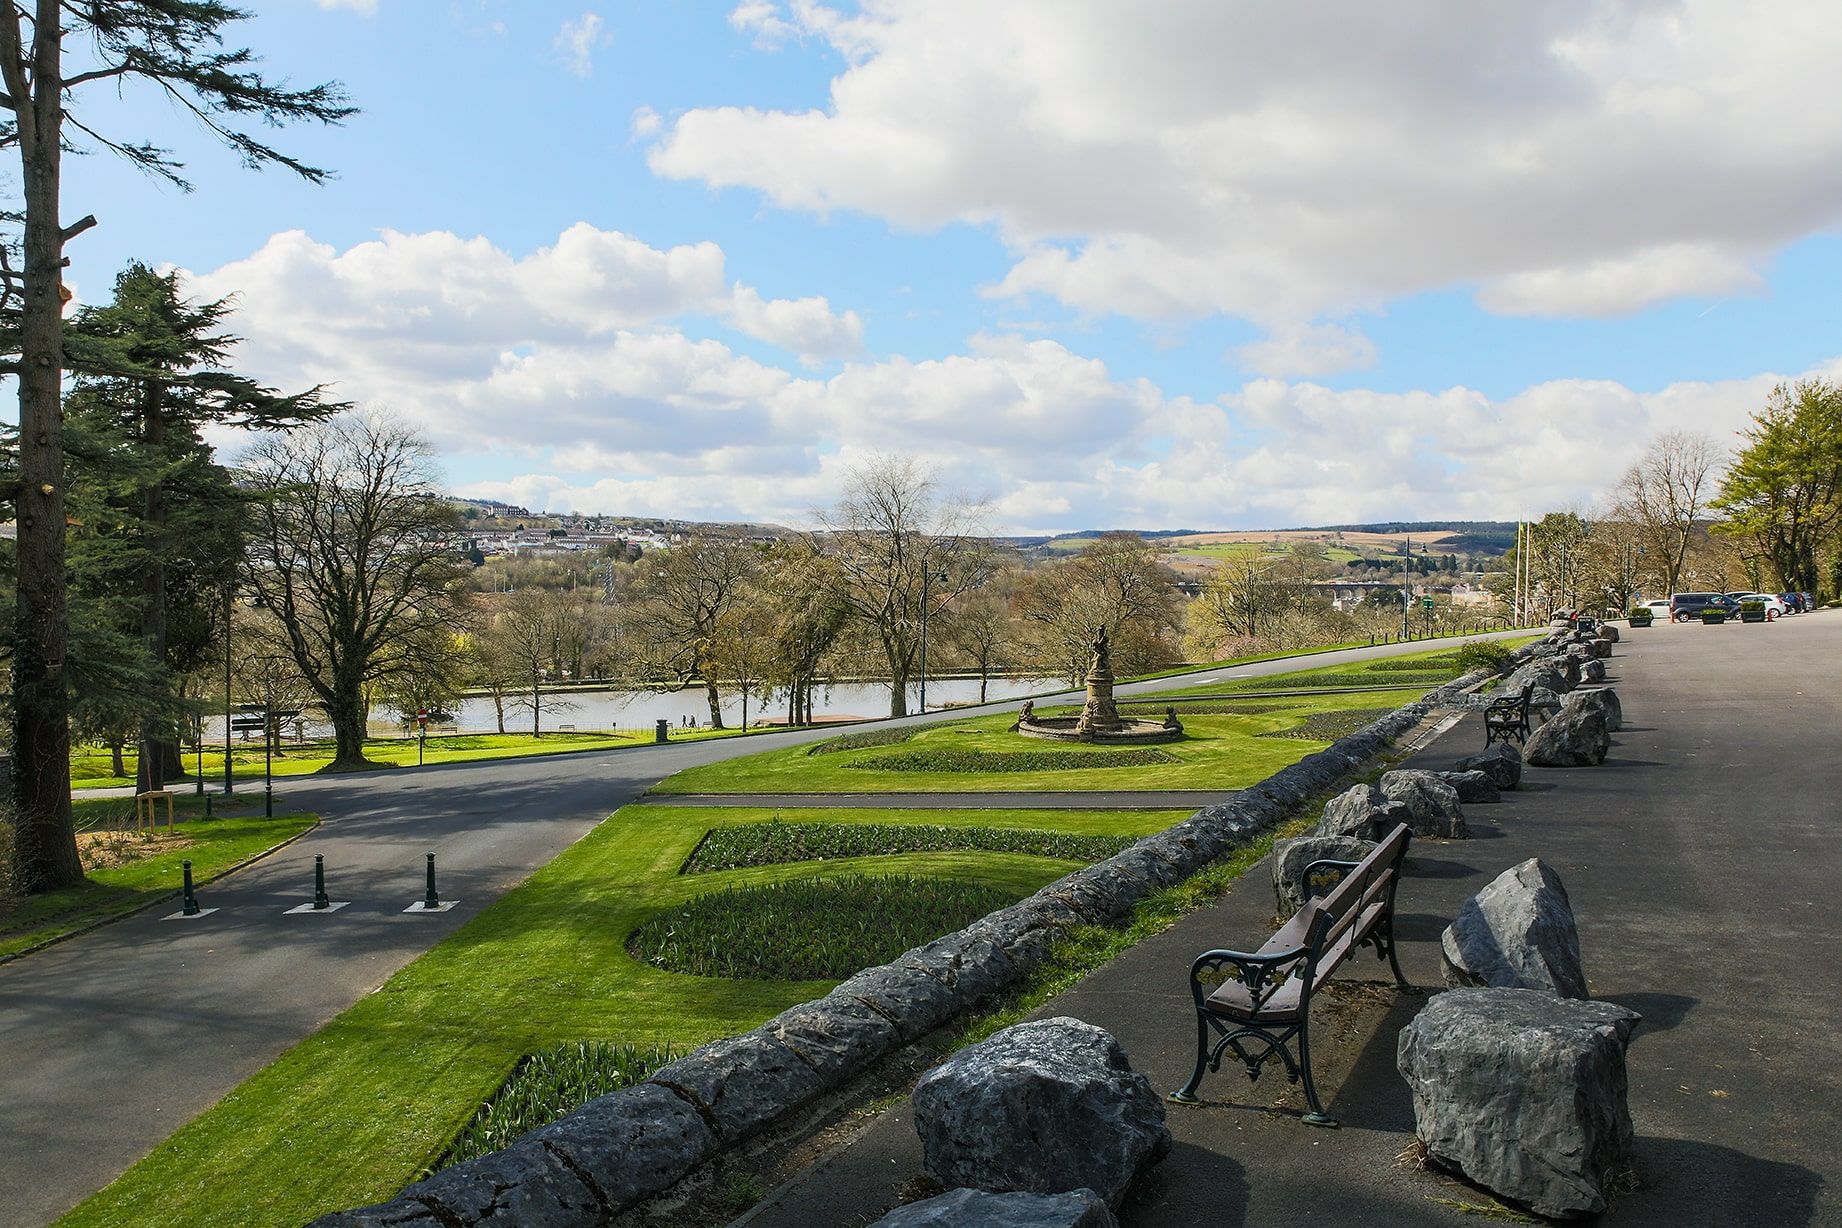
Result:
[1019, 700, 1035, 722]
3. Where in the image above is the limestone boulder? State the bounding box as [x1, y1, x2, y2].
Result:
[911, 1018, 1170, 1208]
[1455, 743, 1522, 790]
[872, 1189, 1118, 1227]
[1316, 783, 1410, 840]
[1378, 770, 1469, 839]
[1579, 657, 1606, 683]
[1525, 704, 1610, 767]
[1398, 989, 1640, 1219]
[1597, 623, 1621, 643]
[1441, 858, 1587, 999]
[1436, 769, 1501, 804]
[1567, 687, 1623, 732]
[1587, 637, 1613, 659]
[1271, 834, 1377, 915]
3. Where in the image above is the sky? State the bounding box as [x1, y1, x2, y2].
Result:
[38, 0, 1842, 534]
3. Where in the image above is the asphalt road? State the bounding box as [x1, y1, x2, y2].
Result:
[746, 611, 1842, 1227]
[0, 631, 1528, 1228]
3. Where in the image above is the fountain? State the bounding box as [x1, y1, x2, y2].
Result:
[1016, 626, 1184, 744]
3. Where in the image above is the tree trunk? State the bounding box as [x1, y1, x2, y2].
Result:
[704, 681, 724, 730]
[530, 676, 542, 736]
[110, 741, 126, 780]
[492, 691, 506, 735]
[326, 678, 370, 769]
[9, 19, 85, 890]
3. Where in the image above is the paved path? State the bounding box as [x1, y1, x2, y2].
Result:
[0, 631, 1528, 1228]
[745, 612, 1842, 1227]
[642, 791, 1239, 809]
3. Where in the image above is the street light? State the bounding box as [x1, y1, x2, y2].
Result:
[918, 569, 950, 714]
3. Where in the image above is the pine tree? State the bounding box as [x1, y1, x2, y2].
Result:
[1, 5, 350, 892]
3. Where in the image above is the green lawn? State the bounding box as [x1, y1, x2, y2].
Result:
[60, 804, 1183, 1228]
[0, 799, 317, 961]
[655, 647, 1481, 796]
[70, 727, 752, 791]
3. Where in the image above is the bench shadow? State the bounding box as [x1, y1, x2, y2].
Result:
[1321, 990, 1422, 1132]
[1120, 1141, 1249, 1227]
[1402, 858, 1482, 881]
[1392, 911, 1453, 943]
[1597, 991, 1697, 1038]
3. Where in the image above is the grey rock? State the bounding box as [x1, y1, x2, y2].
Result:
[1525, 704, 1610, 767]
[1455, 743, 1522, 790]
[1271, 834, 1377, 914]
[1316, 782, 1411, 839]
[1587, 637, 1613, 659]
[1441, 858, 1587, 999]
[1552, 654, 1583, 688]
[1567, 687, 1623, 732]
[525, 1083, 718, 1212]
[647, 1029, 826, 1145]
[833, 962, 968, 1043]
[1579, 657, 1606, 683]
[912, 1018, 1170, 1207]
[1436, 769, 1501, 804]
[388, 1138, 603, 1226]
[901, 928, 1020, 1005]
[872, 1188, 1118, 1227]
[1398, 989, 1640, 1219]
[1597, 623, 1621, 643]
[1378, 770, 1469, 838]
[761, 995, 902, 1090]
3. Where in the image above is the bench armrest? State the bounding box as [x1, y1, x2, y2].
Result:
[1187, 944, 1309, 1012]
[1484, 694, 1527, 714]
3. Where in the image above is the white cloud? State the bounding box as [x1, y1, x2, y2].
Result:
[187, 228, 1837, 533]
[729, 1, 799, 49]
[730, 284, 863, 365]
[1233, 322, 1377, 378]
[316, 0, 376, 12]
[649, 2, 1842, 323]
[554, 12, 610, 78]
[630, 106, 663, 140]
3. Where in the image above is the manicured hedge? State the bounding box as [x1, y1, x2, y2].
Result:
[805, 726, 918, 756]
[628, 875, 1019, 981]
[682, 820, 1132, 874]
[1259, 707, 1395, 742]
[851, 747, 1179, 773]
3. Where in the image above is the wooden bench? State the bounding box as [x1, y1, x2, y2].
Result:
[1484, 682, 1535, 747]
[1171, 823, 1412, 1126]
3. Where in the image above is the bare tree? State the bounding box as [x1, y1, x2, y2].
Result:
[625, 535, 760, 728]
[941, 574, 1019, 703]
[241, 415, 464, 770]
[1184, 557, 1295, 656]
[1016, 534, 1181, 683]
[1, 2, 350, 892]
[1618, 432, 1724, 596]
[818, 455, 990, 717]
[484, 588, 578, 737]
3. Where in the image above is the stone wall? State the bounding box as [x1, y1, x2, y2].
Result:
[318, 648, 1537, 1227]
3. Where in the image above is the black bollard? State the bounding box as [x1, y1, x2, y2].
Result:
[181, 860, 200, 916]
[313, 854, 331, 910]
[423, 853, 440, 909]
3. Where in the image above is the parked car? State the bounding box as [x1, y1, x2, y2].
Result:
[1780, 591, 1809, 614]
[1642, 599, 1671, 618]
[1735, 592, 1788, 620]
[1670, 592, 1740, 622]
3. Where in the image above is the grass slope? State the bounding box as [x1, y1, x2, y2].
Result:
[61, 805, 1182, 1228]
[1, 800, 317, 960]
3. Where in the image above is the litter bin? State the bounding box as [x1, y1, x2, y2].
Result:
[655, 718, 669, 744]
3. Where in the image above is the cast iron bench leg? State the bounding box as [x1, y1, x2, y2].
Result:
[1170, 1012, 1213, 1104]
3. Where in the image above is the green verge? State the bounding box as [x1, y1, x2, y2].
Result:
[59, 805, 1184, 1228]
[69, 726, 754, 791]
[683, 821, 1133, 873]
[0, 799, 317, 961]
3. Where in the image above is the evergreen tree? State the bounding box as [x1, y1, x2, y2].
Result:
[63, 263, 337, 791]
[1714, 380, 1842, 598]
[2, 3, 351, 892]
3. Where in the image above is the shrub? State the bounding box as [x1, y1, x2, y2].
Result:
[805, 726, 918, 756]
[628, 875, 1019, 981]
[1222, 671, 1448, 690]
[444, 1040, 676, 1166]
[1367, 654, 1460, 671]
[851, 747, 1178, 773]
[682, 821, 1132, 874]
[1453, 641, 1514, 675]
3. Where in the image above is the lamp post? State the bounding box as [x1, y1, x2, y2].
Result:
[263, 686, 274, 817]
[918, 569, 949, 714]
[1401, 536, 1412, 640]
[222, 583, 234, 796]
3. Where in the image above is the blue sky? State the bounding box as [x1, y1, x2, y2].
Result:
[49, 1, 1842, 532]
